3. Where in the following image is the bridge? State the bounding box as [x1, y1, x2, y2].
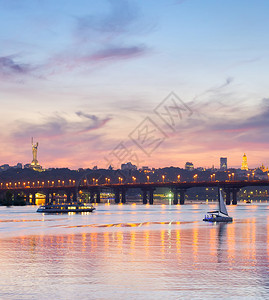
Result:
[1, 179, 269, 205]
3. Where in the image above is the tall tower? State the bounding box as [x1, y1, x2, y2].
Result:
[241, 153, 248, 171]
[220, 157, 227, 170]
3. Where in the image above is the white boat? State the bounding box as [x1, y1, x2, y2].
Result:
[37, 203, 95, 213]
[203, 189, 233, 222]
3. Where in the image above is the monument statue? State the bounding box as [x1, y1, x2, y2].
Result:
[31, 137, 39, 166]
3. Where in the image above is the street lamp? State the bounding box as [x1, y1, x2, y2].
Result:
[232, 173, 235, 181]
[118, 177, 123, 184]
[162, 175, 165, 183]
[193, 174, 198, 182]
[247, 174, 250, 181]
[228, 174, 231, 181]
[147, 175, 150, 183]
[177, 175, 180, 182]
[252, 172, 255, 180]
[132, 176, 136, 183]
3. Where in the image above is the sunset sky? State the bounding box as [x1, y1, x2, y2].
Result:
[1, 0, 269, 170]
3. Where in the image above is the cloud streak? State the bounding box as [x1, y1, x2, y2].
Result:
[13, 112, 112, 141]
[0, 55, 33, 79]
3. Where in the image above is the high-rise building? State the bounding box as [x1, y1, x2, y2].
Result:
[220, 157, 227, 170]
[185, 162, 194, 171]
[241, 153, 248, 171]
[121, 162, 137, 171]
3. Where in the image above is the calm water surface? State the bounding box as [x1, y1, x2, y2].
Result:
[1, 203, 269, 299]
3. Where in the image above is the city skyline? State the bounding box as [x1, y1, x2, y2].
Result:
[1, 0, 269, 169]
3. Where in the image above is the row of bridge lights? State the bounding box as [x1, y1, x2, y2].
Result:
[1, 173, 269, 189]
[0, 180, 76, 189]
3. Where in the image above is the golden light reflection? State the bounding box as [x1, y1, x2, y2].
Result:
[176, 229, 181, 255]
[160, 229, 165, 256]
[192, 225, 199, 263]
[103, 231, 110, 252]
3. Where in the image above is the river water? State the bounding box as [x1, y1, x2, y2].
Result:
[0, 203, 269, 299]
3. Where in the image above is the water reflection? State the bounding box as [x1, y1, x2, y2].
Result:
[1, 205, 269, 298]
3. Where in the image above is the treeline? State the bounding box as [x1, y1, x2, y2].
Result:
[0, 191, 26, 206]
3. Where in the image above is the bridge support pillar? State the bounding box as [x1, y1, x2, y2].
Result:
[142, 189, 148, 204]
[121, 189, 126, 204]
[73, 192, 77, 203]
[149, 189, 154, 205]
[66, 192, 71, 203]
[173, 190, 178, 205]
[179, 190, 185, 205]
[232, 188, 239, 205]
[45, 192, 50, 204]
[114, 189, 120, 204]
[224, 189, 231, 205]
[90, 191, 95, 203]
[31, 193, 36, 205]
[25, 193, 30, 205]
[96, 190, 101, 203]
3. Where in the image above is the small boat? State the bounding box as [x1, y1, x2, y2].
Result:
[203, 189, 233, 222]
[37, 203, 96, 213]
